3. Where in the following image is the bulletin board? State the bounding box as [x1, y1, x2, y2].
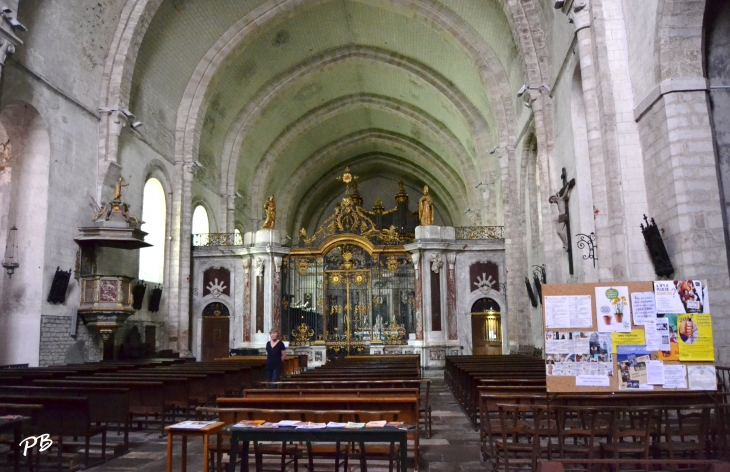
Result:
[542, 281, 716, 393]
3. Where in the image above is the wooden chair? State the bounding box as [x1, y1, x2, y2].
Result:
[494, 403, 543, 471]
[600, 407, 655, 472]
[652, 403, 714, 468]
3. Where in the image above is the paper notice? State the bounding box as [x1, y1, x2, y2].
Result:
[544, 295, 592, 329]
[688, 365, 717, 391]
[612, 330, 646, 353]
[576, 375, 610, 387]
[677, 314, 715, 361]
[645, 318, 670, 351]
[631, 292, 656, 325]
[662, 364, 687, 389]
[595, 286, 631, 332]
[645, 360, 664, 385]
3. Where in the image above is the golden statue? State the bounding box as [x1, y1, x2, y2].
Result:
[113, 177, 128, 200]
[263, 195, 276, 229]
[418, 185, 434, 226]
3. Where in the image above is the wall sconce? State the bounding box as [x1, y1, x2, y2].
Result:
[532, 264, 546, 302]
[2, 225, 19, 277]
[576, 232, 597, 267]
[640, 215, 674, 277]
[98, 107, 142, 130]
[524, 276, 538, 308]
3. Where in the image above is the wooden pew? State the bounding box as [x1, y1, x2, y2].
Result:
[0, 394, 107, 468]
[33, 379, 167, 431]
[1, 385, 131, 452]
[216, 395, 420, 469]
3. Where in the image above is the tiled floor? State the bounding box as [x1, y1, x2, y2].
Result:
[28, 376, 485, 471]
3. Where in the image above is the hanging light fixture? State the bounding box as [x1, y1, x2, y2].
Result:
[2, 225, 19, 277]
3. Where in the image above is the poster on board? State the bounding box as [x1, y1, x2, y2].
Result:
[654, 280, 708, 314]
[677, 313, 715, 361]
[595, 286, 631, 332]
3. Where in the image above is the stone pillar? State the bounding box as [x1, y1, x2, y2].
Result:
[411, 253, 423, 340]
[446, 253, 457, 340]
[242, 257, 251, 342]
[572, 0, 614, 279]
[248, 230, 290, 344]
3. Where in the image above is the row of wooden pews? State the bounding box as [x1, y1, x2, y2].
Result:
[0, 357, 272, 470]
[448, 355, 730, 471]
[200, 355, 424, 471]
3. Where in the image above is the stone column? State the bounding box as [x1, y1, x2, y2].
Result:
[249, 230, 290, 343]
[242, 257, 251, 342]
[273, 256, 282, 332]
[572, 0, 614, 279]
[411, 253, 423, 340]
[446, 253, 457, 340]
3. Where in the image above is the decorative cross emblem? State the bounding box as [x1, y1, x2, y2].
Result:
[336, 166, 359, 194]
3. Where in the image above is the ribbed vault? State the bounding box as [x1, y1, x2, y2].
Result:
[127, 0, 526, 233]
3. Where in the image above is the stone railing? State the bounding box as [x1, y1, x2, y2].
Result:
[192, 233, 243, 247]
[454, 226, 504, 240]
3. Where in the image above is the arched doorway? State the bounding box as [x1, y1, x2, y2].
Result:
[201, 302, 230, 361]
[471, 298, 502, 355]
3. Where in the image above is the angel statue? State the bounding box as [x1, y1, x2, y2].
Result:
[113, 177, 128, 200]
[263, 195, 276, 229]
[418, 185, 434, 226]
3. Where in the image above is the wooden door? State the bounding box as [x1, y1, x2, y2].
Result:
[202, 316, 230, 361]
[471, 312, 502, 355]
[471, 314, 488, 355]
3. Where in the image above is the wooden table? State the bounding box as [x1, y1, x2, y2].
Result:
[226, 424, 411, 472]
[165, 421, 226, 472]
[0, 416, 25, 472]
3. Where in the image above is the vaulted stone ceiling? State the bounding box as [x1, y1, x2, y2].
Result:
[129, 0, 525, 235]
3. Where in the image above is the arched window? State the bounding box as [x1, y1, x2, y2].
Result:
[192, 205, 210, 235]
[139, 178, 166, 283]
[234, 228, 242, 245]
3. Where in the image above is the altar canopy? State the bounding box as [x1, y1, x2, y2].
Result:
[282, 184, 419, 360]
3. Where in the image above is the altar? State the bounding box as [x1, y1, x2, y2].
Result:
[191, 175, 507, 369]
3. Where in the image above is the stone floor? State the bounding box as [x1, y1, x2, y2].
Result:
[5, 375, 485, 471]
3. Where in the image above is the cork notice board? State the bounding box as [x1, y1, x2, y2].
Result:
[542, 282, 715, 393]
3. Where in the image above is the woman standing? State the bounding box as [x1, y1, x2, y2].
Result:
[265, 329, 286, 385]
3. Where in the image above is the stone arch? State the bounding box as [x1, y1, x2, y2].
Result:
[279, 130, 464, 234]
[97, 0, 165, 197]
[0, 102, 52, 366]
[248, 93, 482, 227]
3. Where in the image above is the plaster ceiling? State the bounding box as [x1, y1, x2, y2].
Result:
[129, 0, 524, 233]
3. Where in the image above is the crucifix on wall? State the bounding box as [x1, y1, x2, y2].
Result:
[549, 167, 576, 275]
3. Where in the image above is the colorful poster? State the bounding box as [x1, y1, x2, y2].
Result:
[617, 345, 652, 389]
[631, 292, 656, 325]
[612, 329, 646, 353]
[654, 280, 707, 314]
[677, 314, 715, 361]
[588, 332, 612, 362]
[687, 365, 717, 391]
[595, 286, 631, 332]
[655, 314, 680, 361]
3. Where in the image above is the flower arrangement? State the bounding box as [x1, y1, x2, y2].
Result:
[611, 295, 628, 322]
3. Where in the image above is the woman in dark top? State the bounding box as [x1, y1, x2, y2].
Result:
[265, 329, 286, 385]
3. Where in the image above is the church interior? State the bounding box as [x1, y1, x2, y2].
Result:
[1, 0, 730, 470]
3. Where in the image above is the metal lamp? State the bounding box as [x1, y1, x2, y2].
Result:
[2, 225, 19, 277]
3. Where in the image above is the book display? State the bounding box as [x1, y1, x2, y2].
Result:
[542, 281, 716, 393]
